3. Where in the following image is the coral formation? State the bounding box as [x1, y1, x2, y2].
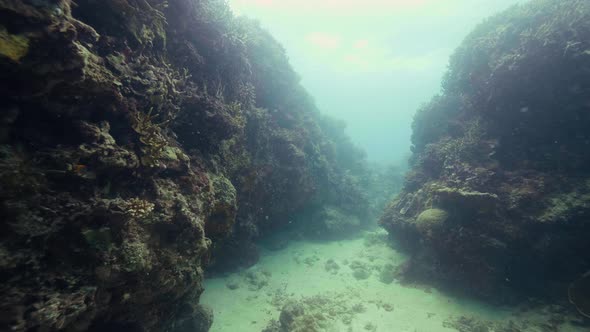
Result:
[122, 197, 155, 219]
[381, 0, 590, 304]
[263, 292, 369, 332]
[414, 208, 448, 237]
[0, 0, 372, 330]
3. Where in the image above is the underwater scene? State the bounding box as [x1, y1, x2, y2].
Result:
[1, 0, 590, 331]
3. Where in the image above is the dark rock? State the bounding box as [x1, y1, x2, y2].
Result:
[169, 304, 214, 332]
[569, 272, 590, 318]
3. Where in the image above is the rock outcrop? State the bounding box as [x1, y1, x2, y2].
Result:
[381, 0, 590, 303]
[0, 0, 370, 330]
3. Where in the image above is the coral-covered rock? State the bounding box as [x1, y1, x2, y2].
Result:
[0, 0, 372, 330]
[381, 0, 590, 303]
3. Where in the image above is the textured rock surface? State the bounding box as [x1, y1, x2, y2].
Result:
[0, 0, 370, 330]
[381, 0, 590, 303]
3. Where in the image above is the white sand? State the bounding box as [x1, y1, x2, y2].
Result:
[201, 228, 585, 332]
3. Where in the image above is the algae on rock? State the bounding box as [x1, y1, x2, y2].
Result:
[0, 27, 29, 62]
[0, 0, 373, 330]
[381, 0, 590, 303]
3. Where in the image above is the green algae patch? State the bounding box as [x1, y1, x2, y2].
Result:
[0, 27, 29, 62]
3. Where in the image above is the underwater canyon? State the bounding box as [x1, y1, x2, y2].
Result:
[1, 0, 590, 331]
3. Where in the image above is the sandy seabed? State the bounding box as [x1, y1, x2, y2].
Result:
[201, 228, 585, 332]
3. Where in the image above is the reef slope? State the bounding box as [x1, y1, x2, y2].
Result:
[381, 0, 590, 304]
[0, 0, 369, 330]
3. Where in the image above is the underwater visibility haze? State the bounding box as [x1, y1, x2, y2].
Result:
[1, 0, 590, 331]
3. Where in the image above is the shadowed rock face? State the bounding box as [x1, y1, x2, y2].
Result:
[381, 0, 590, 303]
[0, 0, 369, 330]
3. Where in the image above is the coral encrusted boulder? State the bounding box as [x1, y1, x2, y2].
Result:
[0, 0, 223, 330]
[0, 0, 371, 330]
[381, 0, 590, 302]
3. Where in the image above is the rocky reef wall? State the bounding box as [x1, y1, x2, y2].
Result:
[381, 0, 590, 305]
[0, 0, 370, 330]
